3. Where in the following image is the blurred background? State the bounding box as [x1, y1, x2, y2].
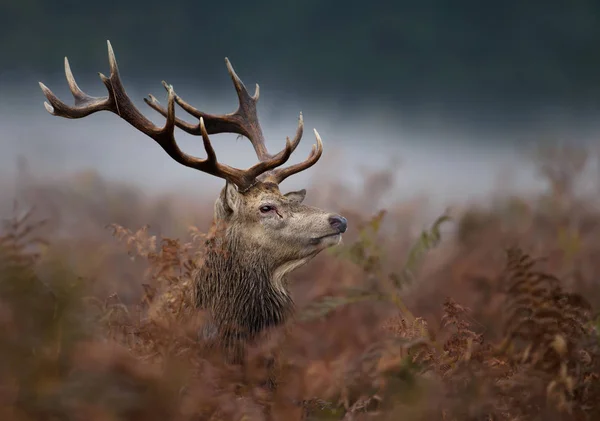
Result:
[3, 0, 600, 208]
[2, 2, 600, 420]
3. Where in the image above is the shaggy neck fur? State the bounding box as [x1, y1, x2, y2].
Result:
[195, 224, 295, 349]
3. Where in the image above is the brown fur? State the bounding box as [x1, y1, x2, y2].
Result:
[195, 181, 344, 359]
[37, 41, 346, 364]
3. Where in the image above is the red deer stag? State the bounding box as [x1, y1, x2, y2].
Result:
[39, 41, 348, 359]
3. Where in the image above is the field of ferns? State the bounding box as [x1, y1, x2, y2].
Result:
[1, 144, 599, 421]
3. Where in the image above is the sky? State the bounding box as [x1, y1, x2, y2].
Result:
[2, 0, 600, 210]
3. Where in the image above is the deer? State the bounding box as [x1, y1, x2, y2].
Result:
[39, 41, 348, 363]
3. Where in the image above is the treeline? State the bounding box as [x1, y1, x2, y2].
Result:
[3, 0, 600, 112]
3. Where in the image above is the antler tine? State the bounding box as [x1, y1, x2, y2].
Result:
[40, 41, 159, 126]
[264, 128, 324, 184]
[143, 58, 305, 163]
[224, 57, 259, 104]
[39, 41, 295, 190]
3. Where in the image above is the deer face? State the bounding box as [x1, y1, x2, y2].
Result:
[215, 181, 347, 267]
[41, 41, 342, 272]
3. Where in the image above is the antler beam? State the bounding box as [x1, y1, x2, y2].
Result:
[39, 41, 323, 189]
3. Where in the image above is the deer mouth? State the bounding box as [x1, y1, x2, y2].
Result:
[309, 233, 341, 245]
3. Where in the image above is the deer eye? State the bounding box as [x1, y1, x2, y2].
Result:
[260, 205, 276, 213]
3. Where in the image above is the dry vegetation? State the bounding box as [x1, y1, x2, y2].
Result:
[1, 144, 600, 421]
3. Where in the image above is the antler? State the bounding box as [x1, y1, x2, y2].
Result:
[38, 41, 301, 190]
[264, 128, 323, 184]
[144, 57, 323, 185]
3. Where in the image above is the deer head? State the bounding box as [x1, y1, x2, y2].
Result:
[39, 41, 347, 285]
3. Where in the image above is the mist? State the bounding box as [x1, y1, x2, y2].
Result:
[0, 81, 567, 214]
[4, 0, 600, 215]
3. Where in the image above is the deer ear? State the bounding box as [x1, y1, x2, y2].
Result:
[284, 189, 306, 204]
[214, 181, 242, 219]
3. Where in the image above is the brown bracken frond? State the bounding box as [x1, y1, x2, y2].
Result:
[495, 247, 599, 419]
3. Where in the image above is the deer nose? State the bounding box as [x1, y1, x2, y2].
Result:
[329, 215, 348, 233]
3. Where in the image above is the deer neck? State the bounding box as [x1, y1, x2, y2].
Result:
[197, 228, 294, 340]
